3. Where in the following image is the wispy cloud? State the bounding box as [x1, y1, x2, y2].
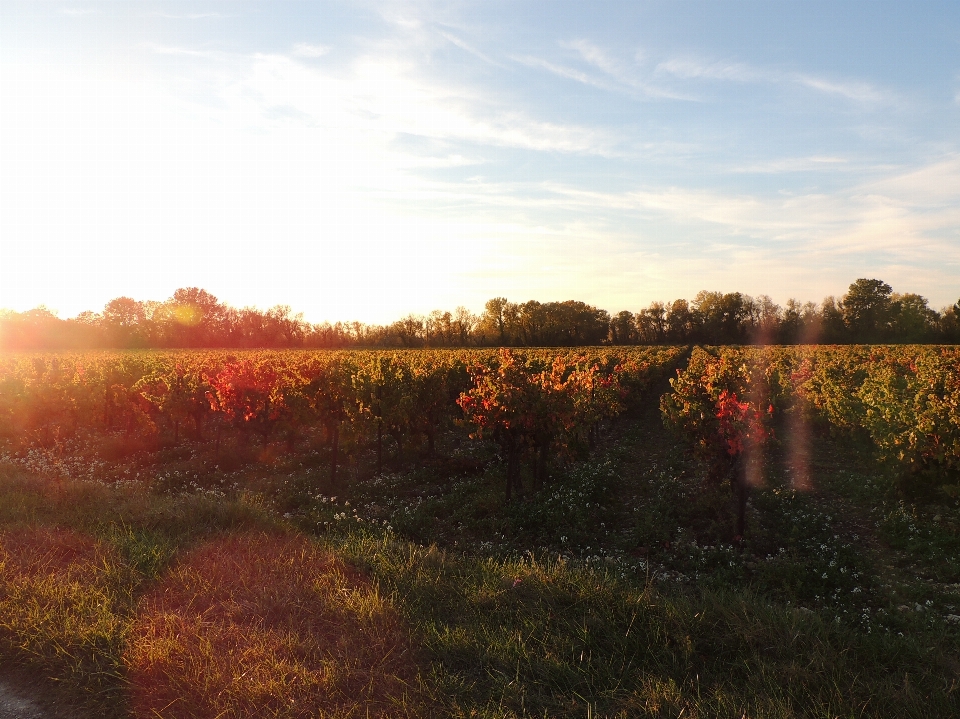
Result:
[731, 156, 851, 174]
[438, 31, 505, 68]
[150, 12, 224, 20]
[514, 41, 691, 100]
[241, 52, 625, 158]
[141, 42, 219, 59]
[510, 54, 612, 90]
[566, 40, 632, 83]
[292, 43, 329, 58]
[656, 56, 890, 104]
[793, 74, 884, 103]
[379, 152, 952, 289]
[218, 47, 959, 278]
[565, 39, 685, 99]
[6, 3, 957, 318]
[863, 155, 960, 206]
[656, 58, 765, 83]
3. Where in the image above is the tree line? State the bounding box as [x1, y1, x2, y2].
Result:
[1, 279, 958, 350]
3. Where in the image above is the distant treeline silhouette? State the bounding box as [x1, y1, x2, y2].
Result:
[2, 280, 959, 350]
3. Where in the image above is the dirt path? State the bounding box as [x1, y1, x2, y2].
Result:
[0, 679, 51, 719]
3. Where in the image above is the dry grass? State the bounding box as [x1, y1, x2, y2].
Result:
[0, 526, 130, 715]
[124, 532, 421, 718]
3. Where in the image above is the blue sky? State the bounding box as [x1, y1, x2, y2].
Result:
[2, 1, 959, 322]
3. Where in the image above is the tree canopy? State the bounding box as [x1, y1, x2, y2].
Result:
[1, 279, 958, 350]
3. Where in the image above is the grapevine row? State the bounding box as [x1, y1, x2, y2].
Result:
[0, 347, 685, 498]
[663, 345, 960, 509]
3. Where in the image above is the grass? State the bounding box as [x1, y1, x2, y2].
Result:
[337, 534, 958, 718]
[126, 532, 419, 718]
[0, 526, 130, 714]
[0, 384, 959, 717]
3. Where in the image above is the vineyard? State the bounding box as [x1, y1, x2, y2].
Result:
[665, 345, 960, 495]
[0, 345, 959, 718]
[0, 347, 682, 494]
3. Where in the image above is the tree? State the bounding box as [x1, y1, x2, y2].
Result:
[939, 302, 960, 343]
[820, 296, 847, 343]
[102, 297, 148, 347]
[693, 291, 751, 344]
[890, 293, 937, 343]
[779, 299, 822, 344]
[391, 314, 425, 347]
[636, 302, 667, 344]
[425, 310, 454, 347]
[480, 297, 516, 345]
[515, 301, 545, 346]
[609, 311, 636, 345]
[453, 307, 477, 346]
[266, 305, 307, 346]
[160, 288, 228, 347]
[747, 295, 781, 344]
[666, 299, 694, 342]
[843, 279, 893, 342]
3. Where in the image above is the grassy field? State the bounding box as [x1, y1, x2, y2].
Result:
[0, 380, 959, 717]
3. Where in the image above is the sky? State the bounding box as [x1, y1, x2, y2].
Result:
[2, 1, 960, 324]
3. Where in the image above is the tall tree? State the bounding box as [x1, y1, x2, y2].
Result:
[609, 310, 636, 345]
[747, 295, 781, 344]
[820, 296, 847, 343]
[843, 279, 893, 342]
[102, 297, 148, 347]
[666, 299, 694, 343]
[636, 302, 667, 344]
[890, 293, 937, 343]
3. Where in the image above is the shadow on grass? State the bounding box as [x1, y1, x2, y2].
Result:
[338, 533, 960, 719]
